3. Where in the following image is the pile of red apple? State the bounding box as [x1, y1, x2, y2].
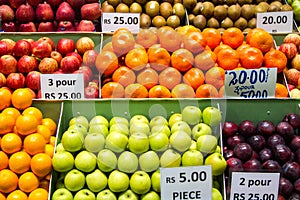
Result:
[222, 113, 300, 199]
[0, 36, 100, 98]
[0, 0, 101, 32]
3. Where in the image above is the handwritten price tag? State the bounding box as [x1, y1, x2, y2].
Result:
[101, 12, 140, 33]
[256, 11, 293, 33]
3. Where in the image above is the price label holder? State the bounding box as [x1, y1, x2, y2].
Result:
[160, 166, 212, 200]
[256, 11, 293, 33]
[101, 12, 140, 33]
[229, 172, 280, 200]
[224, 68, 277, 99]
[40, 74, 84, 100]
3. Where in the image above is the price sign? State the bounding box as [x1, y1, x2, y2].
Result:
[160, 166, 212, 200]
[224, 68, 277, 99]
[40, 74, 84, 100]
[101, 12, 140, 33]
[230, 172, 280, 200]
[256, 11, 293, 33]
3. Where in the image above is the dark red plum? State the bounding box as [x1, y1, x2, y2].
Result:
[294, 178, 300, 192]
[282, 161, 300, 181]
[233, 143, 253, 161]
[267, 134, 285, 149]
[276, 121, 295, 142]
[279, 177, 294, 197]
[282, 113, 300, 129]
[262, 160, 282, 173]
[243, 158, 262, 172]
[294, 149, 300, 164]
[256, 120, 275, 136]
[226, 157, 244, 172]
[222, 121, 239, 137]
[238, 120, 256, 138]
[223, 149, 234, 160]
[259, 148, 273, 163]
[226, 135, 246, 150]
[289, 193, 300, 200]
[272, 144, 292, 164]
[247, 135, 266, 151]
[290, 135, 300, 151]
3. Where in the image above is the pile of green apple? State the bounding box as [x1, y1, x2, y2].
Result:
[51, 105, 226, 200]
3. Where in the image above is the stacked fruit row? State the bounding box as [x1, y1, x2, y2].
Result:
[222, 112, 300, 199]
[0, 87, 57, 200]
[0, 0, 101, 32]
[51, 105, 225, 200]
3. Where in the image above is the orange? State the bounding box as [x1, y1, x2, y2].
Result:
[246, 28, 265, 44]
[149, 85, 172, 98]
[112, 29, 135, 55]
[0, 113, 15, 135]
[28, 188, 48, 200]
[102, 41, 113, 52]
[194, 50, 217, 71]
[157, 26, 174, 40]
[36, 125, 51, 143]
[205, 66, 225, 89]
[275, 83, 289, 98]
[0, 88, 11, 111]
[147, 46, 171, 71]
[183, 68, 205, 90]
[45, 144, 54, 158]
[0, 169, 18, 193]
[101, 82, 125, 98]
[239, 46, 264, 69]
[159, 28, 183, 52]
[125, 48, 148, 71]
[42, 118, 57, 136]
[0, 151, 9, 170]
[30, 153, 52, 178]
[171, 83, 196, 98]
[39, 179, 50, 190]
[176, 25, 200, 35]
[213, 44, 232, 55]
[95, 50, 119, 77]
[7, 190, 27, 200]
[112, 66, 136, 87]
[23, 133, 46, 156]
[9, 151, 31, 174]
[264, 49, 287, 73]
[218, 86, 225, 98]
[135, 28, 158, 49]
[2, 107, 21, 121]
[196, 84, 220, 98]
[11, 88, 32, 110]
[159, 67, 182, 90]
[171, 48, 194, 72]
[183, 31, 207, 54]
[136, 68, 159, 90]
[22, 107, 43, 125]
[201, 28, 222, 50]
[236, 42, 250, 55]
[124, 83, 149, 98]
[217, 48, 240, 70]
[0, 192, 6, 200]
[15, 114, 39, 136]
[221, 27, 244, 49]
[49, 136, 56, 146]
[1, 133, 22, 155]
[18, 172, 39, 193]
[246, 28, 274, 54]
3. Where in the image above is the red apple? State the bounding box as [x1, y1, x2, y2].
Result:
[37, 22, 55, 32]
[36, 90, 42, 98]
[284, 68, 300, 86]
[38, 57, 59, 74]
[56, 38, 75, 56]
[0, 0, 9, 5]
[60, 55, 81, 73]
[66, 52, 83, 64]
[17, 55, 38, 73]
[55, 2, 75, 22]
[27, 0, 43, 7]
[0, 72, 6, 87]
[2, 22, 17, 32]
[0, 55, 18, 75]
[0, 41, 8, 56]
[8, 0, 26, 9]
[76, 20, 96, 32]
[84, 85, 99, 98]
[37, 36, 55, 50]
[73, 69, 90, 86]
[288, 83, 296, 91]
[82, 49, 98, 67]
[18, 22, 37, 32]
[76, 37, 95, 55]
[81, 3, 102, 21]
[46, 0, 63, 7]
[50, 51, 63, 64]
[53, 69, 64, 74]
[0, 5, 15, 22]
[35, 2, 54, 21]
[1, 39, 16, 55]
[292, 54, 300, 71]
[6, 72, 26, 89]
[278, 43, 298, 60]
[57, 21, 75, 32]
[85, 0, 99, 2]
[13, 39, 32, 57]
[66, 0, 85, 8]
[15, 3, 35, 23]
[31, 40, 52, 59]
[88, 80, 99, 90]
[25, 71, 41, 91]
[284, 33, 300, 48]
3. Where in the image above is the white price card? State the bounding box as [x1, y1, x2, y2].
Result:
[40, 74, 84, 100]
[230, 172, 280, 200]
[101, 12, 140, 33]
[160, 166, 212, 200]
[224, 68, 277, 99]
[256, 11, 293, 33]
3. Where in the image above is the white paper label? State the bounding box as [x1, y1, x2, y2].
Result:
[224, 68, 277, 98]
[160, 166, 212, 200]
[256, 11, 293, 33]
[40, 74, 84, 100]
[101, 12, 140, 33]
[230, 172, 280, 200]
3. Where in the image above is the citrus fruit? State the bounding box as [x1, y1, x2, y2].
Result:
[11, 88, 33, 110]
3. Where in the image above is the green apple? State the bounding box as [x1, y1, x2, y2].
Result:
[64, 169, 85, 192]
[170, 121, 191, 136]
[108, 170, 130, 193]
[130, 171, 151, 194]
[84, 133, 106, 153]
[69, 115, 89, 129]
[189, 140, 197, 150]
[117, 151, 139, 173]
[128, 132, 149, 154]
[110, 116, 129, 127]
[75, 150, 97, 172]
[151, 125, 171, 137]
[149, 132, 169, 152]
[97, 149, 118, 172]
[52, 188, 73, 200]
[196, 135, 218, 155]
[191, 122, 212, 140]
[118, 189, 139, 200]
[215, 145, 221, 153]
[96, 189, 117, 200]
[141, 191, 160, 200]
[139, 151, 160, 172]
[130, 114, 149, 125]
[109, 123, 129, 136]
[86, 169, 107, 192]
[130, 122, 150, 135]
[52, 151, 75, 172]
[181, 149, 203, 166]
[55, 143, 65, 153]
[212, 188, 223, 200]
[68, 123, 88, 137]
[55, 173, 66, 189]
[169, 130, 192, 152]
[168, 113, 182, 127]
[74, 189, 96, 200]
[181, 105, 202, 125]
[202, 106, 222, 127]
[205, 152, 227, 176]
[151, 169, 160, 192]
[160, 149, 181, 168]
[89, 115, 109, 127]
[61, 129, 84, 152]
[149, 115, 168, 128]
[105, 131, 128, 153]
[88, 124, 109, 137]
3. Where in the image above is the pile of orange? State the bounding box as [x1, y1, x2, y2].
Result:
[96, 26, 288, 98]
[0, 87, 57, 200]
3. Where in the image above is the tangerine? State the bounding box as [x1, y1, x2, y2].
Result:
[275, 83, 289, 98]
[183, 68, 205, 90]
[221, 27, 244, 49]
[195, 84, 220, 98]
[45, 144, 54, 158]
[158, 67, 182, 90]
[194, 50, 217, 71]
[95, 50, 119, 77]
[135, 28, 158, 49]
[22, 107, 43, 125]
[124, 83, 149, 98]
[201, 28, 222, 50]
[1, 133, 22, 154]
[101, 82, 125, 98]
[2, 107, 21, 121]
[23, 133, 46, 156]
[246, 28, 274, 54]
[0, 151, 8, 170]
[6, 190, 27, 200]
[0, 169, 18, 193]
[171, 83, 195, 98]
[0, 113, 15, 135]
[0, 88, 11, 111]
[28, 188, 48, 200]
[147, 46, 171, 71]
[125, 48, 148, 71]
[36, 125, 51, 143]
[239, 46, 264, 69]
[149, 85, 172, 98]
[15, 114, 39, 136]
[30, 153, 52, 178]
[11, 88, 32, 110]
[171, 48, 194, 72]
[18, 172, 39, 193]
[205, 66, 225, 89]
[183, 31, 207, 54]
[42, 118, 57, 136]
[112, 66, 136, 87]
[217, 48, 240, 70]
[136, 68, 159, 90]
[264, 49, 287, 73]
[159, 28, 183, 52]
[112, 29, 135, 55]
[8, 151, 31, 174]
